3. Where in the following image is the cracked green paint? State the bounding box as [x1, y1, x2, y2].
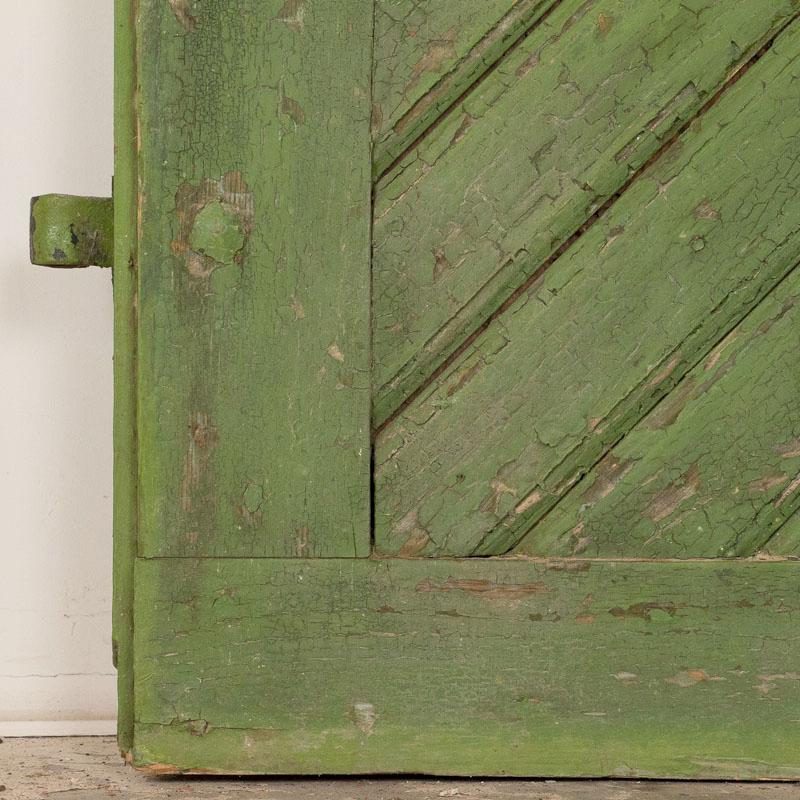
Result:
[371, 0, 800, 428]
[130, 558, 800, 777]
[111, 0, 800, 778]
[135, 0, 373, 558]
[513, 267, 800, 558]
[372, 0, 557, 177]
[30, 194, 113, 268]
[375, 20, 800, 557]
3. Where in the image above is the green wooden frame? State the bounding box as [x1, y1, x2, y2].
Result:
[129, 558, 800, 778]
[107, 0, 800, 777]
[112, 0, 138, 755]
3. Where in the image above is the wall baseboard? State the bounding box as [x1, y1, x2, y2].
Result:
[0, 720, 117, 737]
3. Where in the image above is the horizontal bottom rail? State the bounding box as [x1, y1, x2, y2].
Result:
[130, 558, 800, 777]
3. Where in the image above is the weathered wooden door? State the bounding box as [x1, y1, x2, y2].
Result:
[65, 0, 800, 776]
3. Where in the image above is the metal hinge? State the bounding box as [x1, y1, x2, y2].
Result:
[30, 194, 113, 269]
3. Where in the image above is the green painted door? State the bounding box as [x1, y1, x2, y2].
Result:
[109, 0, 800, 777]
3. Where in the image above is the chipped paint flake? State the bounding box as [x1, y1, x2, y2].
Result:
[277, 0, 305, 32]
[290, 296, 306, 320]
[351, 702, 377, 734]
[327, 343, 345, 362]
[665, 669, 724, 688]
[693, 200, 721, 220]
[173, 172, 254, 281]
[416, 577, 547, 602]
[168, 0, 197, 32]
[643, 463, 701, 523]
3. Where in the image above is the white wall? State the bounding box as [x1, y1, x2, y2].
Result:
[0, 2, 116, 733]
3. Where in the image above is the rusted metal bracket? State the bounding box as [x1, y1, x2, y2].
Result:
[30, 194, 114, 268]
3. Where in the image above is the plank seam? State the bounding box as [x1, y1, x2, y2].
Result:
[748, 501, 800, 556]
[503, 256, 800, 558]
[374, 0, 568, 182]
[373, 12, 800, 438]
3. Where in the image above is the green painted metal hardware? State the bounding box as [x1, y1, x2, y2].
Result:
[30, 194, 113, 268]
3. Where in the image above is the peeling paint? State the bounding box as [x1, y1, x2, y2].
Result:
[373, 0, 800, 561]
[693, 200, 721, 220]
[644, 463, 701, 523]
[173, 172, 254, 282]
[514, 489, 543, 516]
[609, 602, 677, 622]
[294, 525, 309, 556]
[405, 29, 458, 95]
[179, 413, 218, 514]
[754, 672, 800, 695]
[646, 356, 681, 389]
[168, 0, 197, 32]
[748, 474, 788, 494]
[582, 456, 635, 505]
[416, 577, 547, 601]
[398, 528, 431, 557]
[479, 478, 517, 515]
[774, 474, 800, 508]
[290, 296, 306, 320]
[596, 13, 613, 36]
[665, 669, 724, 688]
[280, 91, 306, 126]
[351, 702, 377, 734]
[277, 0, 305, 32]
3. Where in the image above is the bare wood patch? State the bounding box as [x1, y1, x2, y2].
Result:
[643, 463, 701, 523]
[416, 577, 548, 601]
[168, 0, 196, 32]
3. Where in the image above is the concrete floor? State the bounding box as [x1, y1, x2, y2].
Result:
[1, 737, 799, 800]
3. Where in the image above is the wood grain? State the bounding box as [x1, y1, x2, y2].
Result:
[131, 557, 800, 777]
[371, 0, 800, 428]
[375, 22, 800, 557]
[513, 266, 800, 558]
[135, 0, 373, 557]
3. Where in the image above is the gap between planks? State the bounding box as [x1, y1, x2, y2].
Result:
[374, 0, 568, 181]
[748, 500, 800, 554]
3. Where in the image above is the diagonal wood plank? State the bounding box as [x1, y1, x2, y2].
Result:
[760, 508, 800, 558]
[374, 22, 800, 557]
[372, 0, 800, 429]
[132, 557, 800, 777]
[136, 1, 373, 557]
[511, 266, 800, 558]
[372, 0, 559, 177]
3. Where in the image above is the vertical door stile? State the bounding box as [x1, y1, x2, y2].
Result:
[134, 0, 374, 559]
[112, 0, 139, 756]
